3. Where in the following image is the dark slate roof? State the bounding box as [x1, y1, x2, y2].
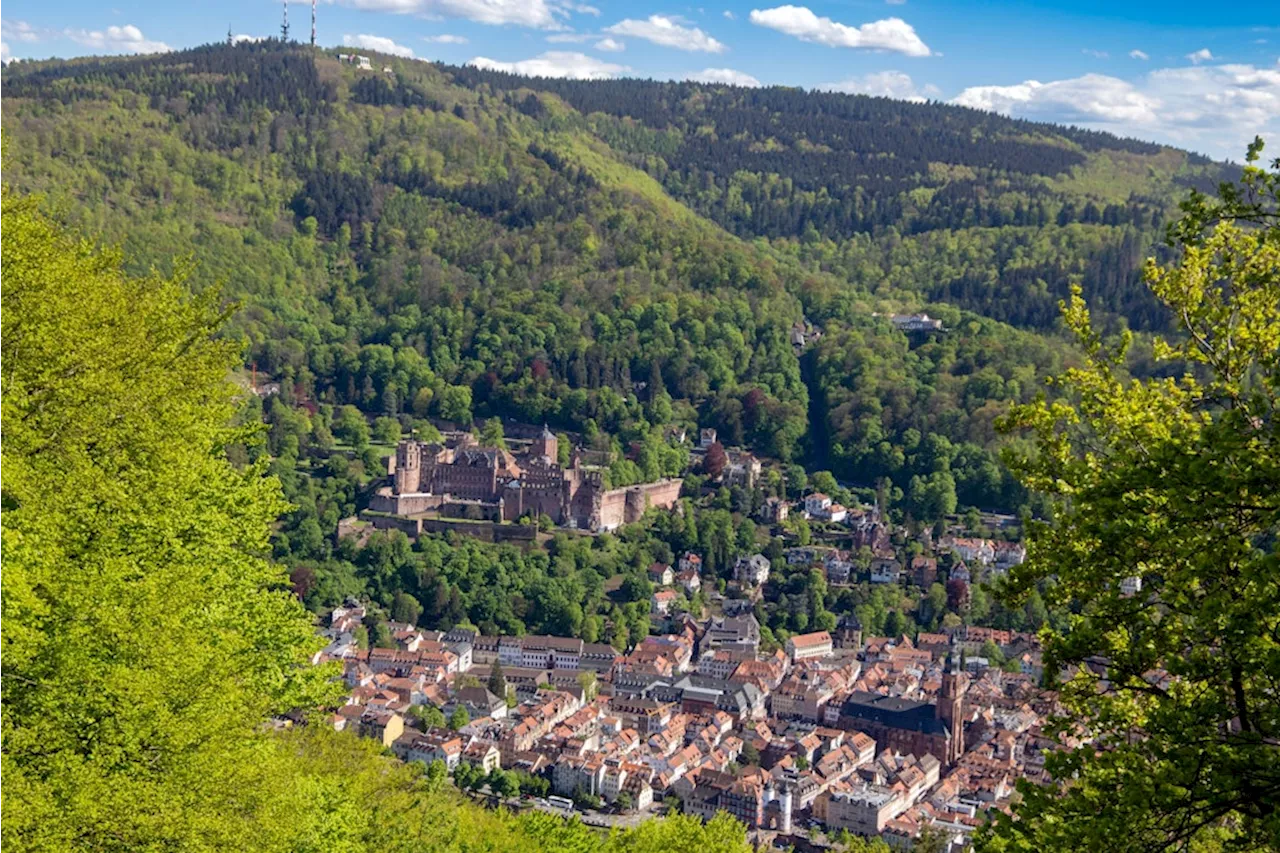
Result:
[840, 691, 948, 735]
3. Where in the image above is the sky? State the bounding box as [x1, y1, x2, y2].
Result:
[2, 1, 1277, 160]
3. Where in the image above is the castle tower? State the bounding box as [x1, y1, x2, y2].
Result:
[532, 423, 557, 463]
[394, 440, 421, 494]
[936, 653, 966, 765]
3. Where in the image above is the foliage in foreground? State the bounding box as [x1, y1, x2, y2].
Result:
[980, 142, 1280, 851]
[0, 191, 751, 853]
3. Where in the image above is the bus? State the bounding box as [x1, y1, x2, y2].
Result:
[546, 796, 575, 814]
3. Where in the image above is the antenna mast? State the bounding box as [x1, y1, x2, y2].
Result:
[311, 0, 317, 46]
[281, 0, 290, 41]
[227, 25, 233, 46]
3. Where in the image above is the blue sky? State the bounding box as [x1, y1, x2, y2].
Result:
[3, 1, 1277, 159]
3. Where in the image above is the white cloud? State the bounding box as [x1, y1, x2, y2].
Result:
[594, 37, 625, 52]
[66, 24, 170, 54]
[1082, 48, 1108, 59]
[1129, 49, 1149, 60]
[1, 42, 10, 64]
[1187, 48, 1214, 64]
[605, 15, 726, 53]
[821, 70, 938, 101]
[885, 0, 907, 5]
[336, 0, 567, 29]
[2, 20, 40, 43]
[467, 50, 628, 78]
[723, 9, 736, 19]
[546, 32, 592, 43]
[952, 63, 1280, 161]
[566, 3, 600, 15]
[749, 6, 930, 57]
[231, 34, 266, 44]
[688, 67, 761, 86]
[425, 33, 469, 43]
[343, 33, 415, 57]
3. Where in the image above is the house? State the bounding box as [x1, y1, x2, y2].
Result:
[699, 428, 718, 449]
[734, 554, 771, 586]
[786, 631, 834, 663]
[678, 552, 703, 575]
[461, 739, 501, 774]
[826, 785, 908, 835]
[824, 551, 854, 584]
[724, 451, 763, 489]
[993, 541, 1027, 570]
[357, 709, 405, 748]
[940, 536, 995, 566]
[890, 313, 944, 333]
[910, 556, 938, 588]
[393, 728, 465, 769]
[705, 614, 762, 655]
[651, 589, 680, 616]
[676, 568, 702, 595]
[804, 493, 832, 516]
[759, 496, 790, 524]
[447, 686, 507, 721]
[805, 493, 847, 523]
[870, 558, 902, 585]
[648, 563, 675, 586]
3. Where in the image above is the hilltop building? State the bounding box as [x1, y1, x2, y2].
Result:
[370, 429, 681, 532]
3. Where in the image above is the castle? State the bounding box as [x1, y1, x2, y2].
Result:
[369, 427, 683, 533]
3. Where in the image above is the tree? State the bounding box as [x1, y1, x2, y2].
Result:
[437, 384, 473, 424]
[1, 192, 337, 850]
[487, 659, 507, 698]
[488, 768, 518, 798]
[702, 441, 728, 480]
[616, 791, 634, 812]
[478, 417, 506, 448]
[448, 707, 470, 731]
[333, 404, 371, 447]
[372, 415, 401, 445]
[740, 741, 761, 766]
[409, 704, 447, 730]
[981, 141, 1280, 852]
[391, 591, 422, 625]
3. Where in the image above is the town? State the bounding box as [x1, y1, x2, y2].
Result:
[314, 492, 1063, 851]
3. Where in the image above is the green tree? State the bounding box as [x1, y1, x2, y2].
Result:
[373, 415, 402, 445]
[334, 404, 371, 447]
[1, 192, 337, 850]
[981, 141, 1280, 852]
[488, 659, 507, 698]
[479, 417, 507, 449]
[409, 704, 447, 730]
[392, 591, 423, 625]
[448, 707, 470, 731]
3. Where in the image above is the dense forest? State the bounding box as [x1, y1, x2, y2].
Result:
[1, 41, 1230, 521]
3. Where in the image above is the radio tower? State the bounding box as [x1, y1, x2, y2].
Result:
[280, 0, 290, 41]
[311, 0, 317, 46]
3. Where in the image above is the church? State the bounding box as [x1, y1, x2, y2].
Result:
[826, 657, 967, 768]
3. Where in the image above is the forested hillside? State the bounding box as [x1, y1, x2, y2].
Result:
[0, 41, 1230, 519]
[1, 188, 761, 852]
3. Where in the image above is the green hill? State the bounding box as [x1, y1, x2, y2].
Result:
[0, 41, 1231, 517]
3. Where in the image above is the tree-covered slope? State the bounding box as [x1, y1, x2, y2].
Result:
[0, 40, 1227, 515]
[0, 186, 759, 853]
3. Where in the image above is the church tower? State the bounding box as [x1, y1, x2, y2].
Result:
[936, 652, 966, 765]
